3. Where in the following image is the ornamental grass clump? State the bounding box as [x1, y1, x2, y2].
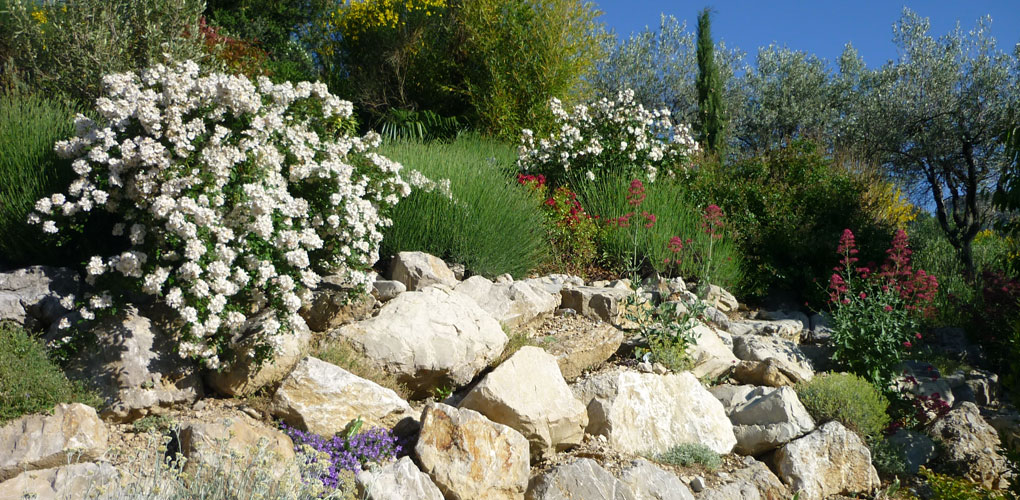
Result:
[517, 89, 700, 186]
[30, 59, 427, 370]
[827, 228, 938, 389]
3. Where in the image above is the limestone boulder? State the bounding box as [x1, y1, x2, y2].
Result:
[271, 357, 417, 436]
[728, 319, 803, 343]
[731, 335, 814, 382]
[205, 311, 312, 397]
[460, 346, 587, 461]
[732, 359, 805, 387]
[66, 305, 202, 422]
[177, 414, 298, 482]
[372, 280, 407, 302]
[456, 276, 560, 329]
[559, 286, 631, 322]
[686, 323, 739, 379]
[523, 274, 584, 296]
[390, 252, 458, 291]
[571, 370, 736, 455]
[414, 403, 529, 500]
[525, 458, 635, 500]
[927, 402, 1011, 490]
[300, 276, 376, 332]
[0, 404, 108, 482]
[705, 284, 739, 312]
[357, 456, 444, 500]
[618, 459, 694, 500]
[718, 386, 815, 455]
[887, 429, 935, 475]
[544, 322, 624, 382]
[772, 421, 880, 500]
[696, 457, 790, 500]
[337, 287, 508, 398]
[0, 462, 117, 500]
[0, 266, 79, 329]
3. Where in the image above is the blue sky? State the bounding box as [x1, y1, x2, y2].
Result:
[595, 1, 1020, 68]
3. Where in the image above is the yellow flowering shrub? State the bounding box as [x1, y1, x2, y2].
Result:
[862, 180, 918, 229]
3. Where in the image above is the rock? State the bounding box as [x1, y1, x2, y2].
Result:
[686, 323, 739, 380]
[957, 369, 999, 406]
[455, 276, 560, 329]
[701, 306, 730, 331]
[727, 319, 803, 343]
[206, 311, 312, 397]
[460, 346, 587, 461]
[300, 277, 376, 332]
[525, 458, 635, 500]
[495, 273, 514, 284]
[618, 459, 694, 500]
[178, 414, 298, 482]
[559, 286, 631, 322]
[731, 335, 814, 382]
[571, 370, 736, 455]
[415, 403, 529, 500]
[689, 476, 705, 493]
[894, 361, 955, 408]
[448, 262, 467, 281]
[372, 280, 407, 302]
[0, 404, 108, 482]
[709, 384, 759, 413]
[987, 409, 1020, 452]
[732, 359, 805, 387]
[696, 457, 790, 500]
[887, 429, 935, 475]
[337, 286, 507, 398]
[720, 386, 815, 455]
[705, 285, 739, 312]
[543, 322, 624, 382]
[271, 357, 416, 436]
[523, 275, 584, 296]
[772, 421, 880, 500]
[0, 266, 79, 329]
[391, 252, 458, 291]
[358, 456, 445, 500]
[0, 462, 118, 500]
[65, 305, 202, 422]
[807, 313, 832, 342]
[758, 310, 810, 332]
[927, 402, 1011, 490]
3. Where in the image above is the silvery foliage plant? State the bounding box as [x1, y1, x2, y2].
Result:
[29, 59, 433, 370]
[516, 89, 700, 185]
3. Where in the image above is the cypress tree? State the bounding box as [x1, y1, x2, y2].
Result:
[696, 8, 726, 156]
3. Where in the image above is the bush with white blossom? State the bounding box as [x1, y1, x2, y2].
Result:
[517, 89, 700, 185]
[29, 59, 422, 369]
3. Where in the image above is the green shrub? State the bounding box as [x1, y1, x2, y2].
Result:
[870, 437, 908, 477]
[651, 443, 722, 470]
[0, 321, 102, 424]
[795, 372, 890, 441]
[919, 467, 1006, 500]
[379, 136, 550, 278]
[573, 172, 743, 291]
[691, 141, 890, 301]
[2, 0, 210, 103]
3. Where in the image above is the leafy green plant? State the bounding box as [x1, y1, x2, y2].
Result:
[795, 372, 890, 441]
[379, 135, 550, 278]
[132, 414, 176, 434]
[919, 466, 1006, 500]
[0, 321, 102, 425]
[379, 109, 465, 142]
[870, 437, 908, 477]
[651, 443, 722, 470]
[517, 174, 604, 277]
[628, 297, 705, 372]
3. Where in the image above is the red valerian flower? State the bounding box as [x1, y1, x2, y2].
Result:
[626, 179, 646, 206]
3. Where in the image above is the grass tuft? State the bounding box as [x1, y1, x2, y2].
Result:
[651, 442, 722, 470]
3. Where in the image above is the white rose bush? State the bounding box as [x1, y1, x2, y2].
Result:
[28, 59, 419, 369]
[517, 89, 701, 185]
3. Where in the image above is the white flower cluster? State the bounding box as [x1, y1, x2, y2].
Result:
[30, 59, 414, 369]
[517, 89, 700, 183]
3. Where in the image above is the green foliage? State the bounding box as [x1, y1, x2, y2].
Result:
[870, 437, 908, 477]
[796, 372, 891, 441]
[573, 173, 743, 291]
[652, 442, 722, 470]
[379, 135, 549, 278]
[315, 337, 409, 399]
[456, 0, 609, 138]
[531, 182, 604, 277]
[379, 108, 465, 142]
[691, 141, 888, 300]
[0, 92, 74, 267]
[919, 467, 1006, 500]
[695, 8, 726, 156]
[2, 0, 211, 103]
[132, 414, 176, 434]
[628, 297, 705, 372]
[0, 321, 102, 425]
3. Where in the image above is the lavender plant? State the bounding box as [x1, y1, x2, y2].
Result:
[282, 423, 401, 490]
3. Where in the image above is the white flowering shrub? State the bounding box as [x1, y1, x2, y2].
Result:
[29, 59, 417, 369]
[517, 89, 700, 185]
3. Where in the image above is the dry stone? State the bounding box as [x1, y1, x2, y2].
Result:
[544, 322, 624, 382]
[357, 456, 444, 500]
[525, 458, 635, 500]
[559, 286, 631, 322]
[455, 276, 560, 329]
[300, 278, 376, 332]
[177, 414, 298, 482]
[271, 357, 416, 436]
[927, 402, 1011, 489]
[0, 266, 79, 329]
[337, 286, 507, 398]
[66, 305, 202, 422]
[720, 386, 815, 455]
[887, 429, 935, 475]
[206, 311, 312, 397]
[728, 320, 803, 343]
[390, 252, 458, 291]
[686, 323, 739, 379]
[372, 280, 406, 302]
[459, 346, 587, 461]
[696, 457, 790, 500]
[415, 403, 529, 500]
[772, 421, 880, 500]
[571, 370, 736, 455]
[0, 404, 108, 482]
[732, 358, 806, 387]
[731, 335, 814, 382]
[0, 462, 117, 500]
[618, 459, 694, 500]
[705, 284, 739, 312]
